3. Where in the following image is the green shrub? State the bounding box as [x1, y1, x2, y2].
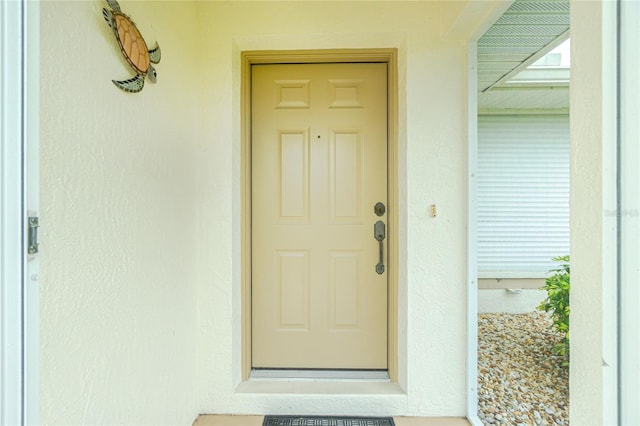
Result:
[537, 255, 570, 363]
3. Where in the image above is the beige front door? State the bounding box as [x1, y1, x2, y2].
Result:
[251, 63, 388, 369]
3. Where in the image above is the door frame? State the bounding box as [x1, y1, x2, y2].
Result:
[240, 49, 399, 381]
[1, 0, 40, 423]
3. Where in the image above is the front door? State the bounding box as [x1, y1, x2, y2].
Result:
[251, 62, 388, 369]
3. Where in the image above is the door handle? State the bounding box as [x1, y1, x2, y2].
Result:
[374, 220, 385, 274]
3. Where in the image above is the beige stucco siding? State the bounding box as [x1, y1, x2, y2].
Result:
[40, 1, 201, 424]
[570, 1, 619, 424]
[39, 1, 501, 423]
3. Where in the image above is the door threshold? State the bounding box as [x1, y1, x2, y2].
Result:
[236, 377, 404, 395]
[250, 369, 390, 381]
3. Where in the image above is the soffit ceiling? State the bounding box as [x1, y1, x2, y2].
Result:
[477, 0, 570, 111]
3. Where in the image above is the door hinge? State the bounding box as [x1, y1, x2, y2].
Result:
[28, 216, 39, 255]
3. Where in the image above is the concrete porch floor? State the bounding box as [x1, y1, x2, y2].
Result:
[194, 415, 471, 426]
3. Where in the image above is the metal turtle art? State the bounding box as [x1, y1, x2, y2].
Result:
[102, 0, 161, 93]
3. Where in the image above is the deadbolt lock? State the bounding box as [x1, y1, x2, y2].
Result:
[374, 202, 385, 217]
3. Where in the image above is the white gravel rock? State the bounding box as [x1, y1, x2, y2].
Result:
[478, 312, 569, 426]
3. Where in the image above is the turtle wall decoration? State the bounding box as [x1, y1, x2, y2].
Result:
[102, 0, 161, 93]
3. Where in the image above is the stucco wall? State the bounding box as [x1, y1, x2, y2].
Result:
[40, 1, 200, 424]
[570, 1, 618, 424]
[195, 1, 471, 417]
[33, 0, 633, 422]
[39, 0, 487, 422]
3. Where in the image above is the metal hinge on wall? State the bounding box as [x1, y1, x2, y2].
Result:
[28, 216, 39, 255]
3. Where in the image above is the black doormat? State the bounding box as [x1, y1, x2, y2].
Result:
[263, 416, 395, 426]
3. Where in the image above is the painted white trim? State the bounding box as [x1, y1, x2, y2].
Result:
[1, 0, 25, 423]
[619, 1, 640, 423]
[466, 41, 479, 424]
[600, 1, 619, 424]
[24, 1, 40, 423]
[1, 1, 39, 423]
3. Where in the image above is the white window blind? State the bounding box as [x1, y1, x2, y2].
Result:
[478, 115, 570, 278]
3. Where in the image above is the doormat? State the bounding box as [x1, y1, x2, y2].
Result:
[263, 416, 395, 426]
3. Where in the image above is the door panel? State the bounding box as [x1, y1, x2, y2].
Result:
[279, 130, 309, 222]
[331, 130, 362, 222]
[252, 63, 388, 369]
